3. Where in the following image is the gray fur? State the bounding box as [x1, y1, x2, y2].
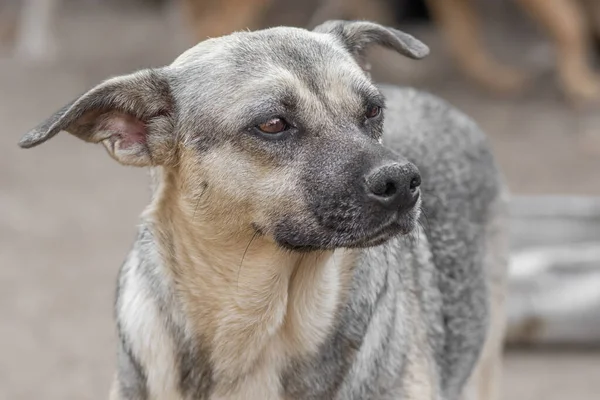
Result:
[19, 21, 507, 400]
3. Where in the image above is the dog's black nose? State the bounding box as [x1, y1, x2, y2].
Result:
[365, 163, 421, 210]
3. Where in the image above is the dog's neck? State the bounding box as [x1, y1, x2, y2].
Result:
[142, 167, 356, 392]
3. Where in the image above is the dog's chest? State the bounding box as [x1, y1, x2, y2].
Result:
[207, 256, 346, 399]
[117, 248, 349, 400]
[209, 344, 286, 400]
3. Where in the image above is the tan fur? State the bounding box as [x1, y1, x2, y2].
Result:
[109, 376, 120, 400]
[402, 354, 437, 400]
[462, 278, 506, 400]
[461, 194, 509, 400]
[139, 145, 357, 398]
[401, 266, 439, 398]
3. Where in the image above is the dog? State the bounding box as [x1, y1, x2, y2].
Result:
[18, 20, 508, 399]
[307, 0, 600, 104]
[5, 0, 600, 103]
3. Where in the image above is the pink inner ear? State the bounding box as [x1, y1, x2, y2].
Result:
[106, 113, 147, 149]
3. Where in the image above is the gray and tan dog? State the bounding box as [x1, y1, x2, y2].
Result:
[18, 20, 508, 400]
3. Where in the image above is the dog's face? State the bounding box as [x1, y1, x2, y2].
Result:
[19, 21, 429, 251]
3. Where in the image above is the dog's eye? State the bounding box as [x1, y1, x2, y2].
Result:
[366, 105, 381, 119]
[257, 118, 288, 134]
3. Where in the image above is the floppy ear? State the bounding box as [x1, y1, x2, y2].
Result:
[313, 20, 429, 60]
[18, 68, 175, 167]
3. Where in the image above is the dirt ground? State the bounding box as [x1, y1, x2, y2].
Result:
[1, 4, 599, 399]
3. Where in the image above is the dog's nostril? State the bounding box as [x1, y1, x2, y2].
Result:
[409, 175, 421, 192]
[383, 182, 397, 197]
[370, 180, 397, 198]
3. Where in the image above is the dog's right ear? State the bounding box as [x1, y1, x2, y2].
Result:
[313, 20, 429, 60]
[18, 68, 175, 167]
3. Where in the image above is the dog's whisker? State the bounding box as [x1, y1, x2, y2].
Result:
[192, 183, 208, 222]
[417, 223, 427, 244]
[415, 225, 422, 246]
[406, 231, 417, 248]
[237, 231, 259, 291]
[419, 208, 432, 231]
[192, 198, 202, 222]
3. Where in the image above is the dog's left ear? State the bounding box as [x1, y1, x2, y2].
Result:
[313, 20, 429, 60]
[18, 68, 174, 167]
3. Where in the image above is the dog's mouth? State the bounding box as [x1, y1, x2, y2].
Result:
[340, 213, 418, 249]
[274, 200, 421, 252]
[326, 190, 422, 249]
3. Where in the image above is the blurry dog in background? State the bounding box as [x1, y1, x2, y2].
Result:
[307, 0, 600, 105]
[179, 0, 600, 105]
[3, 0, 600, 103]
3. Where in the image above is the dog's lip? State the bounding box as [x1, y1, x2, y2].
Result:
[275, 195, 421, 251]
[340, 212, 418, 248]
[334, 191, 420, 239]
[323, 191, 421, 235]
[274, 216, 415, 252]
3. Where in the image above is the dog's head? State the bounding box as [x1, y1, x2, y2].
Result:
[19, 21, 428, 251]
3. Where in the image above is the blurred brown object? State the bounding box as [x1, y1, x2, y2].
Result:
[0, 1, 19, 46]
[181, 0, 276, 40]
[3, 0, 600, 105]
[308, 0, 600, 105]
[424, 0, 530, 95]
[308, 0, 526, 94]
[307, 0, 395, 27]
[0, 15, 16, 46]
[515, 0, 600, 106]
[307, 0, 528, 94]
[307, 0, 527, 94]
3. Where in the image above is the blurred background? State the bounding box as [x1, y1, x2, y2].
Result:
[1, 0, 599, 399]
